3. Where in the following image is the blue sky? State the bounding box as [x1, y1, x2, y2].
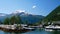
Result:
[0, 0, 60, 16]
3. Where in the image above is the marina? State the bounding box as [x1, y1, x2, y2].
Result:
[45, 25, 60, 30]
[0, 24, 35, 32]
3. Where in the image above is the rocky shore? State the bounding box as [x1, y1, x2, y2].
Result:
[0, 24, 35, 32]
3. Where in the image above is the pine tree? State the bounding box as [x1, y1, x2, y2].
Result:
[10, 15, 22, 24]
[10, 16, 16, 24]
[4, 17, 10, 25]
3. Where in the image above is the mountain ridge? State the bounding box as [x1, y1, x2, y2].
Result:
[0, 10, 44, 24]
[43, 6, 60, 22]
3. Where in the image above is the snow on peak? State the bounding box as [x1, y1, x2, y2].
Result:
[12, 10, 25, 14]
[11, 10, 29, 15]
[0, 13, 6, 16]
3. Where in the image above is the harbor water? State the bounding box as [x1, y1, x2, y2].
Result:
[0, 29, 60, 34]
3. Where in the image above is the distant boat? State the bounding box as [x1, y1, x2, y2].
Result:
[45, 29, 53, 31]
[0, 24, 35, 32]
[45, 25, 60, 30]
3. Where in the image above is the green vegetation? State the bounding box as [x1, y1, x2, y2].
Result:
[0, 20, 3, 24]
[3, 16, 23, 25]
[2, 6, 60, 26]
[43, 6, 60, 23]
[4, 17, 10, 25]
[10, 16, 16, 24]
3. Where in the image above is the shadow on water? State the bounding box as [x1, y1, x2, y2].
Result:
[4, 32, 23, 34]
[1, 28, 60, 34]
[3, 29, 36, 34]
[39, 28, 60, 34]
[51, 30, 60, 34]
[44, 30, 60, 34]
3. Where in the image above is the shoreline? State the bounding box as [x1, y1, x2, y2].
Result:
[0, 24, 35, 32]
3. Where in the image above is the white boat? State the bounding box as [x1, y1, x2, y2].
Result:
[45, 25, 60, 30]
[45, 29, 53, 31]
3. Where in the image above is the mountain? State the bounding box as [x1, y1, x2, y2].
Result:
[10, 10, 28, 16]
[0, 13, 8, 21]
[0, 10, 44, 24]
[0, 13, 7, 16]
[43, 6, 60, 22]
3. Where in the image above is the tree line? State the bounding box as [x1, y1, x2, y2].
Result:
[3, 15, 23, 25]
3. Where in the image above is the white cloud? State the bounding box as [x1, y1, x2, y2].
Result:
[32, 5, 36, 9]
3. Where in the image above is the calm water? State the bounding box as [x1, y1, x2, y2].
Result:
[0, 29, 60, 34]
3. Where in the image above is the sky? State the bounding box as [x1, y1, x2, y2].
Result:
[0, 0, 60, 16]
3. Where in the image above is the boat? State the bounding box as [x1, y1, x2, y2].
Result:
[45, 29, 53, 31]
[45, 25, 60, 30]
[0, 24, 35, 32]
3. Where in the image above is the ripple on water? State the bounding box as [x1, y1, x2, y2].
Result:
[0, 29, 60, 34]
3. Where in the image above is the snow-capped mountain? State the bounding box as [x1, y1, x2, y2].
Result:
[0, 10, 44, 24]
[11, 10, 28, 16]
[0, 13, 7, 16]
[12, 10, 25, 14]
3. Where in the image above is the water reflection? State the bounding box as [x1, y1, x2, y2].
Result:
[51, 30, 60, 34]
[1, 29, 60, 34]
[4, 32, 22, 34]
